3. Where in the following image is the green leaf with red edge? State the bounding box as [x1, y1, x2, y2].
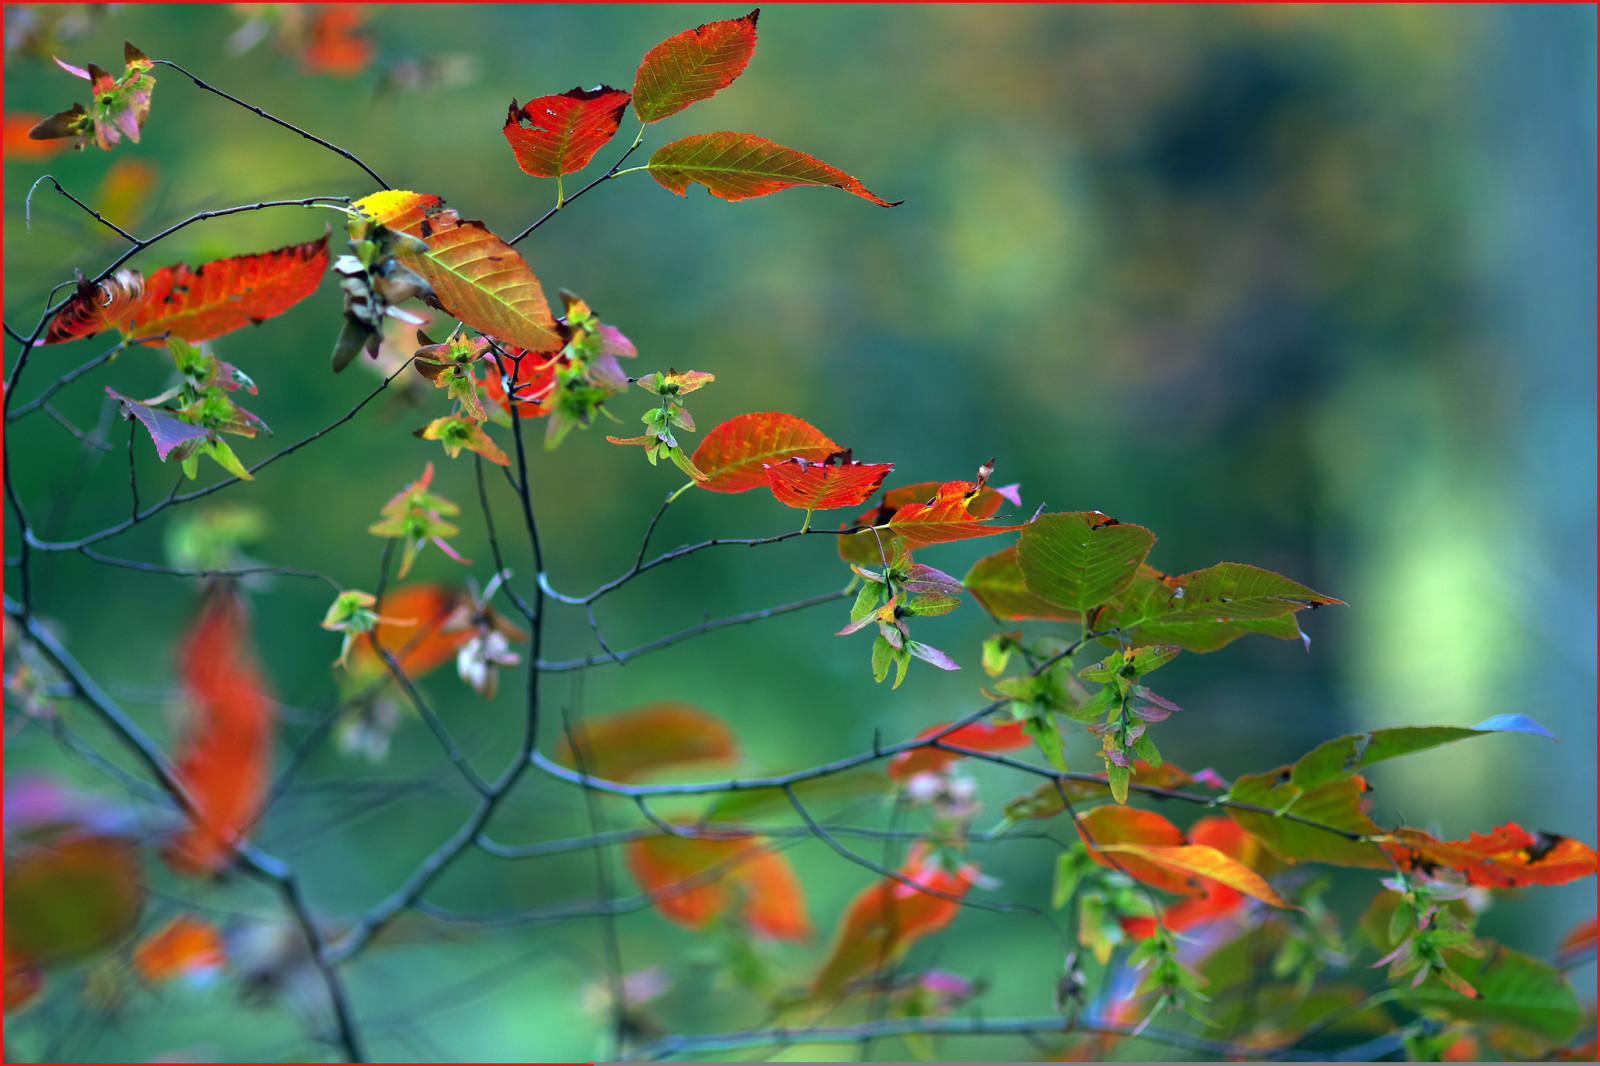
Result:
[126, 232, 329, 344]
[810, 847, 976, 1001]
[1399, 940, 1584, 1041]
[764, 454, 893, 511]
[42, 268, 146, 344]
[552, 702, 738, 783]
[626, 832, 810, 941]
[1017, 512, 1156, 615]
[690, 411, 839, 493]
[632, 10, 759, 124]
[164, 586, 274, 875]
[884, 480, 1027, 549]
[354, 191, 562, 353]
[4, 835, 143, 964]
[647, 132, 899, 206]
[964, 545, 1079, 622]
[887, 718, 1032, 780]
[1074, 805, 1195, 895]
[1381, 824, 1597, 888]
[1096, 843, 1292, 910]
[503, 87, 631, 177]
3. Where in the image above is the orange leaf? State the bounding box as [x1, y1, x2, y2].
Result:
[553, 703, 737, 783]
[133, 915, 225, 983]
[811, 847, 975, 1000]
[1097, 844, 1291, 910]
[345, 582, 471, 683]
[42, 269, 147, 344]
[887, 719, 1032, 780]
[4, 113, 70, 161]
[648, 132, 899, 207]
[125, 234, 329, 344]
[165, 587, 274, 875]
[885, 479, 1027, 549]
[504, 87, 631, 177]
[302, 4, 373, 76]
[626, 832, 810, 941]
[355, 190, 562, 353]
[692, 412, 839, 493]
[1382, 823, 1599, 888]
[632, 10, 759, 124]
[764, 454, 893, 511]
[1076, 806, 1194, 895]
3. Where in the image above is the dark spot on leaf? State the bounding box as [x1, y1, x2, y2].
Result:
[418, 219, 432, 239]
[1526, 831, 1564, 862]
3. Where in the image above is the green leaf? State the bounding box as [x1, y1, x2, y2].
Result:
[1399, 941, 1583, 1041]
[1016, 512, 1155, 614]
[1022, 713, 1068, 771]
[1226, 772, 1386, 867]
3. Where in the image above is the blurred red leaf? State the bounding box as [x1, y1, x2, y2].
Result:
[345, 582, 470, 683]
[166, 587, 274, 875]
[504, 87, 631, 177]
[632, 10, 759, 124]
[811, 846, 976, 1000]
[356, 190, 562, 353]
[692, 412, 839, 493]
[4, 113, 70, 160]
[764, 453, 893, 511]
[648, 132, 898, 206]
[133, 915, 225, 983]
[302, 4, 373, 76]
[42, 268, 146, 344]
[126, 233, 330, 344]
[553, 703, 737, 783]
[887, 719, 1031, 780]
[1382, 824, 1598, 888]
[626, 832, 809, 941]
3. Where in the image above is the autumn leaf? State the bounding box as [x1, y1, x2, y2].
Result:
[417, 414, 510, 465]
[126, 232, 331, 344]
[811, 846, 977, 1001]
[355, 191, 562, 353]
[165, 586, 274, 875]
[691, 411, 840, 493]
[105, 389, 208, 460]
[632, 10, 759, 124]
[963, 545, 1078, 622]
[42, 268, 146, 344]
[1096, 842, 1291, 911]
[133, 915, 225, 983]
[1074, 805, 1195, 896]
[301, 4, 373, 76]
[343, 583, 471, 684]
[626, 832, 809, 941]
[887, 719, 1032, 780]
[1381, 824, 1598, 888]
[647, 132, 899, 206]
[552, 703, 737, 783]
[1155, 817, 1268, 933]
[764, 452, 893, 512]
[504, 87, 631, 177]
[1016, 511, 1156, 615]
[884, 478, 1027, 549]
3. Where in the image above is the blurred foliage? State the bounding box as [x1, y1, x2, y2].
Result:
[3, 4, 1593, 1061]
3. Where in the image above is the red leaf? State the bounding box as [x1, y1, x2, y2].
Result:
[356, 191, 562, 353]
[481, 346, 559, 419]
[4, 114, 70, 161]
[632, 10, 759, 124]
[885, 479, 1026, 549]
[345, 583, 471, 684]
[42, 269, 147, 344]
[132, 915, 225, 983]
[301, 4, 373, 77]
[126, 233, 330, 344]
[692, 412, 840, 493]
[1382, 823, 1599, 888]
[887, 719, 1031, 780]
[764, 453, 893, 511]
[626, 832, 810, 941]
[504, 87, 632, 177]
[165, 587, 274, 875]
[1076, 805, 1196, 896]
[553, 703, 738, 783]
[647, 132, 899, 207]
[811, 846, 976, 1000]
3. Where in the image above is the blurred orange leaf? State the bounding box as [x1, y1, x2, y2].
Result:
[345, 582, 470, 683]
[553, 703, 737, 783]
[626, 832, 809, 941]
[887, 719, 1031, 780]
[133, 915, 225, 983]
[4, 113, 70, 160]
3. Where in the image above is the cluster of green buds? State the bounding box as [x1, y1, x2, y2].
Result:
[412, 333, 510, 466]
[1070, 645, 1184, 802]
[1372, 875, 1486, 998]
[367, 462, 467, 578]
[28, 42, 155, 151]
[330, 217, 432, 372]
[838, 551, 962, 688]
[109, 337, 269, 481]
[1125, 924, 1213, 1031]
[319, 590, 396, 669]
[605, 368, 714, 481]
[540, 291, 637, 449]
[986, 641, 1080, 772]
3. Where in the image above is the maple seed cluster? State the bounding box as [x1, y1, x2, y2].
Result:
[29, 41, 155, 151]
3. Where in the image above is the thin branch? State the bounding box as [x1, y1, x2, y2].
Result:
[76, 546, 343, 589]
[155, 59, 390, 190]
[26, 174, 138, 243]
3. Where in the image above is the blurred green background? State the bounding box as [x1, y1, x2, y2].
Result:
[4, 4, 1594, 1061]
